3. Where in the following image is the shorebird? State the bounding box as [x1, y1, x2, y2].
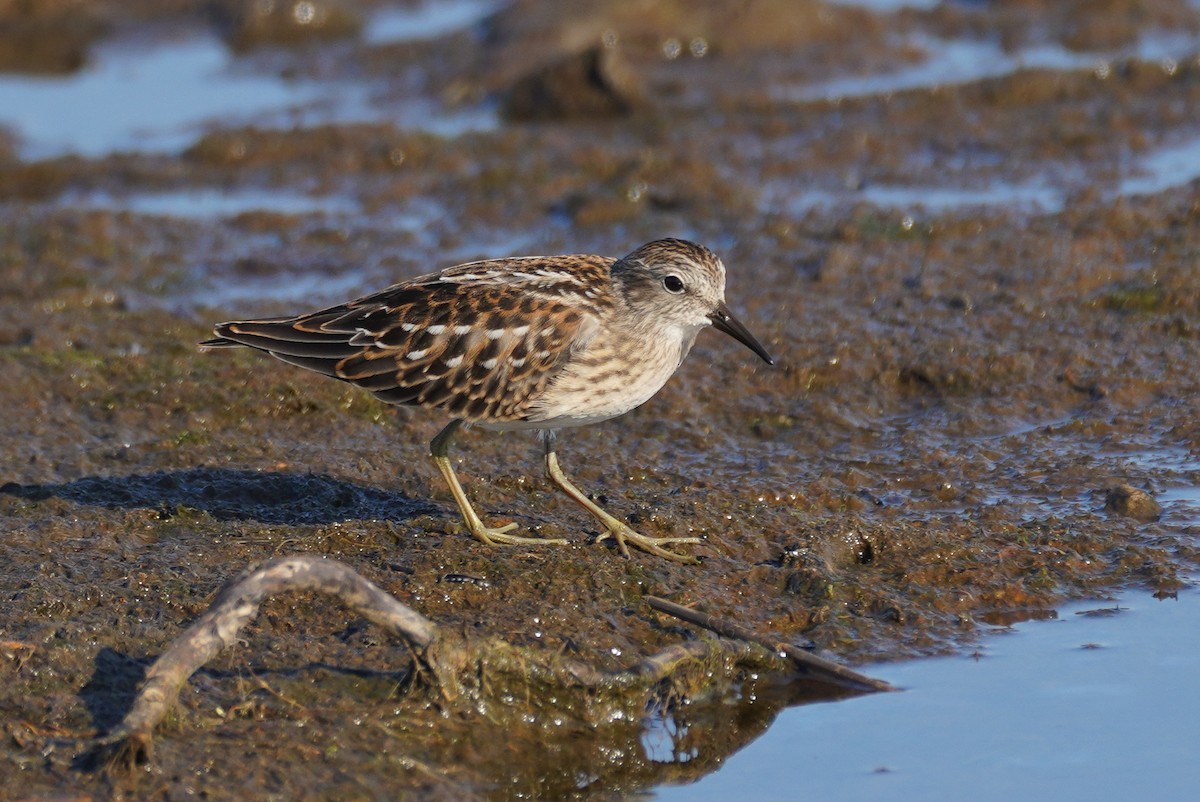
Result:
[203, 238, 773, 562]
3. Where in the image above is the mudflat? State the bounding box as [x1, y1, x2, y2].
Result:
[1, 0, 1198, 797]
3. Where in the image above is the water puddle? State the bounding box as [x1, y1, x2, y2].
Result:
[788, 29, 1199, 103]
[0, 33, 337, 159]
[783, 36, 1098, 103]
[0, 23, 498, 160]
[364, 0, 500, 44]
[768, 177, 1065, 216]
[1121, 446, 1200, 526]
[59, 187, 360, 218]
[1160, 486, 1200, 525]
[766, 129, 1200, 217]
[651, 467, 1200, 799]
[653, 586, 1200, 800]
[900, 183, 1052, 213]
[1117, 135, 1200, 197]
[765, 28, 1200, 215]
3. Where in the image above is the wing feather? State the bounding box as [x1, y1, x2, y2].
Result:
[204, 254, 613, 422]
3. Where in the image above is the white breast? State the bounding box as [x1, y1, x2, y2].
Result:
[490, 321, 700, 431]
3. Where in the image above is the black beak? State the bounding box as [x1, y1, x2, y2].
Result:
[709, 302, 774, 365]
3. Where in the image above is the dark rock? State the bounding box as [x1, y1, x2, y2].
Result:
[1104, 483, 1162, 523]
[501, 45, 643, 121]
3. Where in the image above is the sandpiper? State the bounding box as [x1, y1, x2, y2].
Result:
[203, 238, 773, 562]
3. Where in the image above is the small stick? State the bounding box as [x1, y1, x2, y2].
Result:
[98, 556, 438, 763]
[93, 555, 875, 775]
[645, 595, 895, 693]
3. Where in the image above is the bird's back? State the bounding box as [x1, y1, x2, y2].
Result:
[204, 254, 614, 422]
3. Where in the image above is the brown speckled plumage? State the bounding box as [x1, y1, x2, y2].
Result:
[208, 254, 612, 422]
[204, 239, 773, 562]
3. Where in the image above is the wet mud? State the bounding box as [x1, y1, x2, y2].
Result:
[2, 0, 1199, 798]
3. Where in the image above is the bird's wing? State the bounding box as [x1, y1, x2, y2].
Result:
[204, 255, 612, 422]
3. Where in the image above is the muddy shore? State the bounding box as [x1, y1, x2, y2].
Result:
[2, 0, 1199, 798]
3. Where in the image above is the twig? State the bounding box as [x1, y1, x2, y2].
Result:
[98, 556, 437, 765]
[645, 595, 894, 693]
[92, 555, 884, 777]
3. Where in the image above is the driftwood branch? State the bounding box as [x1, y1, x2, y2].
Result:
[97, 556, 438, 764]
[646, 595, 895, 693]
[94, 556, 890, 773]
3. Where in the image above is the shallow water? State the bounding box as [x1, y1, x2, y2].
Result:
[761, 122, 1200, 217]
[0, 33, 332, 158]
[1118, 135, 1200, 197]
[653, 587, 1200, 800]
[60, 187, 361, 218]
[769, 28, 1200, 216]
[770, 176, 1065, 215]
[787, 31, 1200, 103]
[652, 478, 1200, 799]
[364, 0, 500, 44]
[785, 36, 1098, 102]
[0, 24, 496, 159]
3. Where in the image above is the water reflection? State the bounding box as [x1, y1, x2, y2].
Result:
[636, 675, 862, 793]
[652, 473, 1200, 799]
[654, 587, 1200, 800]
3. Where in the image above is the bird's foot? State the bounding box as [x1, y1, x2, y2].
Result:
[596, 525, 701, 564]
[465, 520, 569, 547]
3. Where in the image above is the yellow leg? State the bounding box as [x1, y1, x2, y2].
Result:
[430, 421, 567, 547]
[542, 432, 699, 564]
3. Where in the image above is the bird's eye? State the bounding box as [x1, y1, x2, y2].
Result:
[662, 275, 685, 294]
